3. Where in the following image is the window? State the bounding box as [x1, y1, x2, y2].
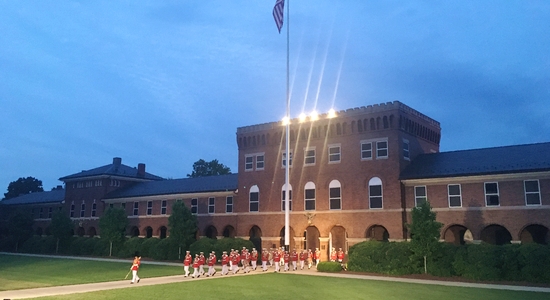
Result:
[304, 148, 316, 165]
[147, 201, 153, 215]
[256, 154, 265, 170]
[48, 207, 53, 218]
[484, 182, 499, 206]
[376, 140, 388, 158]
[121, 202, 126, 209]
[109, 203, 114, 209]
[95, 180, 102, 187]
[369, 177, 383, 209]
[39, 208, 44, 219]
[91, 201, 97, 217]
[77, 182, 83, 188]
[80, 202, 86, 217]
[329, 180, 341, 210]
[304, 182, 316, 210]
[361, 141, 372, 160]
[249, 185, 259, 212]
[110, 179, 120, 187]
[226, 196, 233, 213]
[403, 139, 410, 160]
[70, 202, 75, 218]
[281, 184, 292, 211]
[245, 155, 254, 171]
[328, 145, 341, 163]
[161, 200, 167, 215]
[524, 180, 541, 205]
[282, 151, 293, 167]
[85, 181, 93, 188]
[133, 202, 139, 216]
[414, 186, 427, 207]
[448, 184, 462, 207]
[191, 198, 198, 214]
[208, 197, 215, 214]
[31, 208, 35, 219]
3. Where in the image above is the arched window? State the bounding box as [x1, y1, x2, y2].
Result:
[250, 185, 259, 212]
[369, 177, 383, 209]
[281, 183, 293, 211]
[329, 180, 342, 210]
[304, 182, 316, 211]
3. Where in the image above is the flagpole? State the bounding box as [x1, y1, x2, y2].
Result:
[284, 0, 290, 251]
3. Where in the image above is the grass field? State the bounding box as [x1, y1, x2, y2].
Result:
[1, 255, 548, 300]
[32, 273, 550, 300]
[0, 254, 182, 291]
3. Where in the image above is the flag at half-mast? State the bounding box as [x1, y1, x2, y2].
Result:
[273, 0, 285, 33]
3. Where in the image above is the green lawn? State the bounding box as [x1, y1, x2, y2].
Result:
[33, 273, 549, 300]
[0, 254, 182, 291]
[1, 255, 548, 300]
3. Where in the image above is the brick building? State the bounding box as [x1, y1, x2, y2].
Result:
[1, 101, 548, 259]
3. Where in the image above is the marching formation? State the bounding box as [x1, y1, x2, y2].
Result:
[129, 247, 346, 283]
[182, 246, 329, 278]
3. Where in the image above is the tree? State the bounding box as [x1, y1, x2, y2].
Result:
[7, 209, 34, 252]
[168, 201, 198, 259]
[99, 207, 128, 256]
[50, 210, 75, 254]
[3, 177, 44, 200]
[187, 159, 231, 178]
[407, 200, 443, 274]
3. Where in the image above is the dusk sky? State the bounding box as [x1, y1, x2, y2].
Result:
[1, 1, 549, 192]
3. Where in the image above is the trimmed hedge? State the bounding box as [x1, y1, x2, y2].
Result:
[347, 241, 550, 283]
[317, 261, 343, 273]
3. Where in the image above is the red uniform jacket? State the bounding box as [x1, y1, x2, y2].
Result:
[184, 254, 192, 266]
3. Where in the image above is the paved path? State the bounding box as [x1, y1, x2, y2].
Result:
[1, 252, 549, 299]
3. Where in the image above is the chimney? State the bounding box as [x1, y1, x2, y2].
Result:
[113, 157, 122, 166]
[137, 163, 146, 177]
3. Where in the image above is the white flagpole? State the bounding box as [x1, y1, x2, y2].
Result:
[284, 0, 290, 251]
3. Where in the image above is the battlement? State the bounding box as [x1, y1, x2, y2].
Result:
[236, 100, 440, 134]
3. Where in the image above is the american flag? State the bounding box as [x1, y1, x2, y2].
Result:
[273, 0, 285, 33]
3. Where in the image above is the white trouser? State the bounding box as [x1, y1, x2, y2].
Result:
[184, 265, 189, 276]
[262, 261, 267, 271]
[131, 270, 139, 283]
[300, 261, 305, 269]
[222, 264, 228, 275]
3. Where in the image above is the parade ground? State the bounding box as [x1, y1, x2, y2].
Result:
[1, 253, 549, 300]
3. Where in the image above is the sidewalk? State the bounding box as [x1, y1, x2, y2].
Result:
[1, 253, 549, 299]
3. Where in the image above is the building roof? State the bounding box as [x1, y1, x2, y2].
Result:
[0, 188, 65, 206]
[104, 173, 238, 199]
[400, 142, 550, 180]
[59, 157, 164, 181]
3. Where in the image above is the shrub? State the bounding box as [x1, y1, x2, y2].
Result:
[189, 237, 217, 257]
[119, 237, 144, 258]
[317, 261, 343, 273]
[517, 243, 550, 283]
[20, 235, 43, 254]
[140, 237, 161, 259]
[453, 243, 502, 281]
[426, 242, 458, 277]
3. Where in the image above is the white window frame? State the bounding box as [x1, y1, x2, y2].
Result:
[329, 180, 342, 210]
[147, 201, 153, 215]
[376, 140, 388, 159]
[191, 198, 198, 214]
[360, 141, 373, 160]
[282, 151, 293, 168]
[245, 155, 254, 171]
[39, 207, 44, 219]
[328, 144, 341, 164]
[484, 182, 500, 207]
[403, 139, 410, 160]
[304, 182, 316, 211]
[70, 201, 75, 218]
[448, 184, 462, 208]
[256, 154, 265, 170]
[369, 177, 383, 209]
[48, 207, 53, 219]
[226, 196, 233, 213]
[133, 202, 139, 216]
[281, 184, 292, 211]
[304, 147, 316, 166]
[161, 200, 167, 215]
[524, 180, 541, 206]
[91, 200, 97, 217]
[414, 186, 427, 207]
[80, 201, 86, 217]
[208, 197, 215, 214]
[249, 185, 259, 212]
